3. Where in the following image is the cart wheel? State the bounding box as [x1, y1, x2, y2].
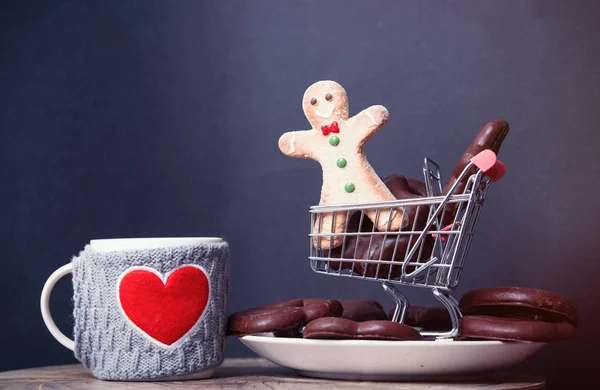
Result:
[382, 282, 408, 323]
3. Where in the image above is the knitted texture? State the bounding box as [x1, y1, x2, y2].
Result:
[71, 241, 229, 381]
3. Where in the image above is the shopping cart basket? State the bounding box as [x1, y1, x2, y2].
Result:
[308, 150, 505, 338]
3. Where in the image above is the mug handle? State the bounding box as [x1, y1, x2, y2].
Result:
[40, 263, 75, 351]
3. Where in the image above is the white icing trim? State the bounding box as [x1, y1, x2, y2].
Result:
[116, 264, 212, 350]
[289, 134, 296, 154]
[316, 105, 334, 118]
[365, 109, 378, 125]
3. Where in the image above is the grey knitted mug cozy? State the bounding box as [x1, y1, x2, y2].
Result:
[71, 241, 229, 381]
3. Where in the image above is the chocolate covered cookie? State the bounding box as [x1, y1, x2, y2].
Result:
[339, 300, 388, 321]
[227, 299, 343, 336]
[274, 299, 388, 337]
[441, 120, 510, 226]
[459, 287, 578, 326]
[403, 306, 453, 330]
[459, 315, 576, 342]
[304, 317, 423, 341]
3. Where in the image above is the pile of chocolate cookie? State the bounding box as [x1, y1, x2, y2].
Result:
[227, 287, 577, 342]
[327, 119, 510, 278]
[252, 115, 578, 344]
[227, 298, 422, 340]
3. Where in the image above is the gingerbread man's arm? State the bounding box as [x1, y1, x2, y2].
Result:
[347, 105, 390, 144]
[278, 130, 315, 159]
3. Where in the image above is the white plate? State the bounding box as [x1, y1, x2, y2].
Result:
[239, 335, 545, 381]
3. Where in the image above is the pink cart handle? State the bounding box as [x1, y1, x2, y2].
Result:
[471, 150, 505, 182]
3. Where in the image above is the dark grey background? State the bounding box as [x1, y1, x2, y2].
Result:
[1, 0, 598, 388]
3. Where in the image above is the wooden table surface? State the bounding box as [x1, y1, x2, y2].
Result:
[0, 358, 545, 389]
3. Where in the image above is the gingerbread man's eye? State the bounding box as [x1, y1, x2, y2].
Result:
[325, 93, 333, 101]
[310, 97, 318, 105]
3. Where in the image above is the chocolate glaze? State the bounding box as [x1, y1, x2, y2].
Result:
[226, 298, 343, 336]
[458, 315, 576, 342]
[339, 300, 388, 322]
[303, 317, 423, 340]
[441, 119, 510, 226]
[459, 287, 578, 326]
[274, 299, 388, 338]
[402, 306, 453, 330]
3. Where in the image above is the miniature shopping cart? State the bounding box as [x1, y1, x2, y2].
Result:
[308, 150, 505, 339]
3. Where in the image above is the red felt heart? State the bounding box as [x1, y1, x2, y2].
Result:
[117, 265, 210, 347]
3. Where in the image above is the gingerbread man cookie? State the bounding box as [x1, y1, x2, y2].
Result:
[279, 81, 408, 249]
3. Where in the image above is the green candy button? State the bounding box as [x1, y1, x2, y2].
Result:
[345, 182, 355, 193]
[336, 158, 347, 168]
[329, 136, 340, 146]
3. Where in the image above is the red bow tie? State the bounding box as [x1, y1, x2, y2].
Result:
[321, 121, 340, 136]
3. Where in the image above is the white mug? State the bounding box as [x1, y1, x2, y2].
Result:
[41, 237, 229, 381]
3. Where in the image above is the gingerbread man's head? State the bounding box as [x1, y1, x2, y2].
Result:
[303, 81, 349, 129]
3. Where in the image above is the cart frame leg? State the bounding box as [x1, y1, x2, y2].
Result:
[382, 282, 409, 323]
[420, 287, 462, 339]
